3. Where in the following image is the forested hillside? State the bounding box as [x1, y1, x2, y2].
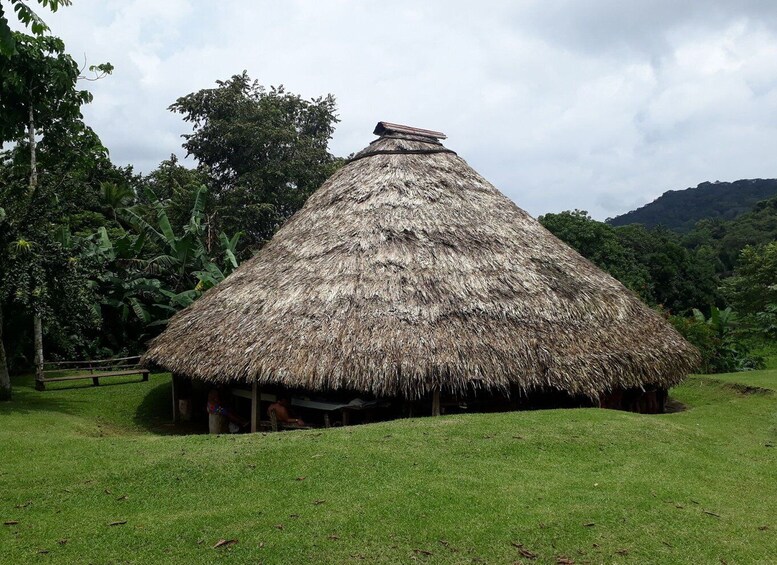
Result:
[607, 179, 777, 232]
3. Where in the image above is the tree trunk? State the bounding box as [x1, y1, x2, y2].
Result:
[29, 98, 45, 391]
[34, 313, 44, 391]
[28, 101, 37, 194]
[0, 303, 11, 401]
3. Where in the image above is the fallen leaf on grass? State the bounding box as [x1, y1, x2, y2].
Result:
[3, 520, 19, 526]
[213, 539, 237, 549]
[109, 520, 127, 526]
[511, 543, 538, 560]
[295, 476, 306, 481]
[104, 489, 112, 495]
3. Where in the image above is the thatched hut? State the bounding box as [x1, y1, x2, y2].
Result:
[144, 122, 698, 429]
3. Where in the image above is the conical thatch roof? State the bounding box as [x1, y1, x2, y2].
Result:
[144, 122, 699, 399]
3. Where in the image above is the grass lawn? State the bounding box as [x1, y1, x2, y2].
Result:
[1, 369, 775, 564]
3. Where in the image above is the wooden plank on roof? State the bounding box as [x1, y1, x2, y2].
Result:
[374, 121, 446, 139]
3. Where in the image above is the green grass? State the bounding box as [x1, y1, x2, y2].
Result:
[1, 370, 775, 564]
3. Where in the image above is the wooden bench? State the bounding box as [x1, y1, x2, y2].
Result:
[37, 356, 150, 391]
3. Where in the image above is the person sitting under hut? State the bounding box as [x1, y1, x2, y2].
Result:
[268, 395, 305, 427]
[207, 388, 248, 430]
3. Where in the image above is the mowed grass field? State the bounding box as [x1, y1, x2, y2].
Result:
[1, 368, 775, 564]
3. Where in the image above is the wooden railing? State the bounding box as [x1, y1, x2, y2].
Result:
[36, 356, 149, 391]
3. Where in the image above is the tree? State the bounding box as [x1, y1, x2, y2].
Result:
[722, 242, 777, 339]
[169, 72, 342, 251]
[138, 154, 209, 239]
[615, 224, 720, 314]
[539, 210, 653, 301]
[0, 31, 108, 388]
[0, 0, 71, 56]
[83, 186, 242, 352]
[0, 205, 9, 399]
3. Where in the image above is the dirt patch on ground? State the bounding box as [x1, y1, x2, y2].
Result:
[696, 377, 775, 396]
[663, 398, 688, 413]
[722, 382, 775, 396]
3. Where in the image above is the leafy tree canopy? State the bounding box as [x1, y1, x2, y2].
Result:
[0, 0, 71, 56]
[169, 71, 343, 250]
[0, 31, 90, 145]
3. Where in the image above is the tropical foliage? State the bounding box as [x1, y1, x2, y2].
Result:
[0, 31, 341, 396]
[541, 208, 777, 374]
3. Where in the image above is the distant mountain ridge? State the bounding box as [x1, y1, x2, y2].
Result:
[607, 179, 777, 232]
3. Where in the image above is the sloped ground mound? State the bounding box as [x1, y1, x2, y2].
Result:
[0, 370, 775, 564]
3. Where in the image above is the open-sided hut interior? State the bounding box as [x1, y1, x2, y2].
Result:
[142, 121, 700, 432]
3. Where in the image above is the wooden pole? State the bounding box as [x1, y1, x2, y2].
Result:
[171, 374, 180, 423]
[250, 380, 259, 433]
[432, 386, 441, 417]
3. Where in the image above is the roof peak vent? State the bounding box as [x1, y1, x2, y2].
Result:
[374, 121, 446, 140]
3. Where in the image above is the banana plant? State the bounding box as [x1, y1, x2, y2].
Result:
[692, 305, 734, 338]
[89, 184, 243, 329]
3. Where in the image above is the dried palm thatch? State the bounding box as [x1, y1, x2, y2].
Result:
[143, 122, 699, 399]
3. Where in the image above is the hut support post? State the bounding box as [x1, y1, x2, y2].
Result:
[171, 374, 180, 423]
[250, 380, 259, 433]
[432, 387, 441, 417]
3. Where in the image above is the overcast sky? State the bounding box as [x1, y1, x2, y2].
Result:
[23, 0, 777, 219]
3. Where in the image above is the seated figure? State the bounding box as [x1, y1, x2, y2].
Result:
[268, 395, 305, 427]
[207, 389, 248, 430]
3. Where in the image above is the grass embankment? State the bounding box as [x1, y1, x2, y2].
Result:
[1, 370, 775, 564]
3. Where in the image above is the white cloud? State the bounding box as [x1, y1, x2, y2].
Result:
[25, 0, 777, 218]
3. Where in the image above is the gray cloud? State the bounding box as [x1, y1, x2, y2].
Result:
[26, 0, 777, 218]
